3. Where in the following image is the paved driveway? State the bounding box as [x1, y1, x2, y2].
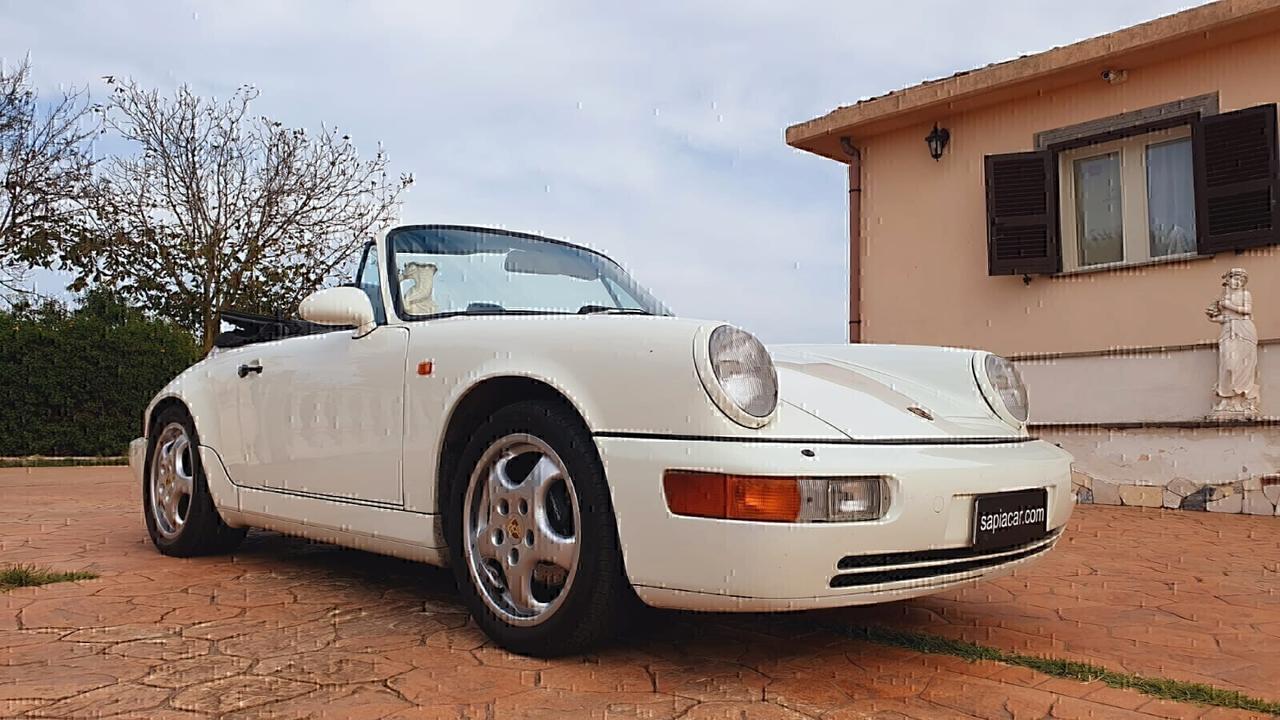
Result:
[1, 467, 1276, 719]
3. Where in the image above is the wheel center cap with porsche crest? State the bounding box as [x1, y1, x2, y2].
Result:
[507, 517, 521, 537]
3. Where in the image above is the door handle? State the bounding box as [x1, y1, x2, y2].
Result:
[238, 363, 264, 378]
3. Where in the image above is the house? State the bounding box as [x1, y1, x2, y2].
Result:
[786, 0, 1280, 515]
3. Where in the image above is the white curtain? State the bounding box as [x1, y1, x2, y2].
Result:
[1146, 139, 1197, 257]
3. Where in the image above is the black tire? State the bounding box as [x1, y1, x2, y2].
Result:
[445, 400, 633, 656]
[143, 406, 247, 557]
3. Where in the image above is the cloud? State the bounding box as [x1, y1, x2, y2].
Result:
[1, 0, 1205, 342]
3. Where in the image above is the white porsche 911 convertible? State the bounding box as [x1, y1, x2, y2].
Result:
[130, 224, 1073, 656]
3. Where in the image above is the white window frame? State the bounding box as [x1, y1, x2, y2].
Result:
[1057, 125, 1196, 272]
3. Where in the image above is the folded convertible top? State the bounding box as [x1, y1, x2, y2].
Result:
[213, 310, 342, 349]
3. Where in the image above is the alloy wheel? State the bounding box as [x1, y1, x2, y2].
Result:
[462, 434, 581, 627]
[149, 422, 195, 540]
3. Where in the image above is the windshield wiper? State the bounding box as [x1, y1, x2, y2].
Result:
[577, 305, 652, 315]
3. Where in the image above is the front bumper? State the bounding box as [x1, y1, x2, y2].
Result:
[128, 437, 147, 487]
[596, 436, 1073, 612]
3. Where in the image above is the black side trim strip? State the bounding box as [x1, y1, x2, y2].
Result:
[829, 542, 1052, 588]
[592, 431, 1035, 446]
[241, 484, 415, 512]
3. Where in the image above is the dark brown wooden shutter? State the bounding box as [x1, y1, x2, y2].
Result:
[985, 151, 1060, 275]
[1193, 103, 1279, 253]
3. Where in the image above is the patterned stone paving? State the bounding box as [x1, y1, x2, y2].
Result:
[1, 466, 1277, 719]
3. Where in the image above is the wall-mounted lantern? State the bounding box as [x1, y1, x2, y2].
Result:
[925, 123, 950, 161]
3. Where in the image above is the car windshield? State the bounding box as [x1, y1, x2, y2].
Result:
[386, 226, 670, 318]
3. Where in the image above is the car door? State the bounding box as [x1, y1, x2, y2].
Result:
[230, 245, 408, 505]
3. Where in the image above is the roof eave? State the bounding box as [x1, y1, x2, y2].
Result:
[786, 0, 1280, 163]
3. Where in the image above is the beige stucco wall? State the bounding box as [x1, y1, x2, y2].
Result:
[857, 30, 1280, 356]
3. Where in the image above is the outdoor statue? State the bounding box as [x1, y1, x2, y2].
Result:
[1205, 267, 1260, 420]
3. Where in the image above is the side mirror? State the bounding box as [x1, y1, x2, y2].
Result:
[299, 286, 376, 336]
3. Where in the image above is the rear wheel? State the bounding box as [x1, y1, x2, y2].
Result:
[143, 407, 246, 557]
[446, 400, 631, 656]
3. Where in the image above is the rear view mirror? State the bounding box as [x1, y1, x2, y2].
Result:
[504, 248, 599, 280]
[299, 286, 376, 336]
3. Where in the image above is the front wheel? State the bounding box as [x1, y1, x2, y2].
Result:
[143, 407, 247, 557]
[446, 400, 631, 656]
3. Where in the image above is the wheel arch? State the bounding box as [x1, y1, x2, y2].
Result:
[146, 395, 191, 436]
[435, 376, 594, 515]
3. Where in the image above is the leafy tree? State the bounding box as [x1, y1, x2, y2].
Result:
[75, 78, 411, 349]
[0, 58, 97, 297]
[0, 290, 199, 456]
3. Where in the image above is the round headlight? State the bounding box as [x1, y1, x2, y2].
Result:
[978, 353, 1029, 425]
[698, 325, 779, 426]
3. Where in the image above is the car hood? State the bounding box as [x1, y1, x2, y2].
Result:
[770, 345, 1021, 440]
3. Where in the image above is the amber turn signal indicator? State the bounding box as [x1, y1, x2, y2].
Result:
[662, 471, 802, 522]
[416, 360, 434, 376]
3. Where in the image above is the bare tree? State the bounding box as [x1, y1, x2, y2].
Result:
[77, 78, 411, 349]
[0, 58, 98, 297]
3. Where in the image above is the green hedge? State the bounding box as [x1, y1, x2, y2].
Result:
[0, 291, 200, 456]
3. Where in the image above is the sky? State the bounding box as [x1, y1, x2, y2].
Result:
[2, 0, 1204, 343]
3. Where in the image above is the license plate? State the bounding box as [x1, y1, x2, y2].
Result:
[972, 489, 1048, 551]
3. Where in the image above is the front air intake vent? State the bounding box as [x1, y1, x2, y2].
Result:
[829, 529, 1060, 588]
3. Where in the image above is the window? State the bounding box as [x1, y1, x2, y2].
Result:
[355, 244, 387, 325]
[1058, 126, 1196, 271]
[386, 226, 670, 318]
[1146, 139, 1197, 258]
[984, 103, 1279, 277]
[1072, 152, 1123, 266]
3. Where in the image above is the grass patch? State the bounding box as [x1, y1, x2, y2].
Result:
[0, 456, 127, 468]
[0, 564, 97, 592]
[847, 625, 1280, 716]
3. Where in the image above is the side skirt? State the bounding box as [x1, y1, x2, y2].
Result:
[200, 446, 448, 567]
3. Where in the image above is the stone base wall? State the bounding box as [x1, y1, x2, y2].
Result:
[1035, 425, 1280, 516]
